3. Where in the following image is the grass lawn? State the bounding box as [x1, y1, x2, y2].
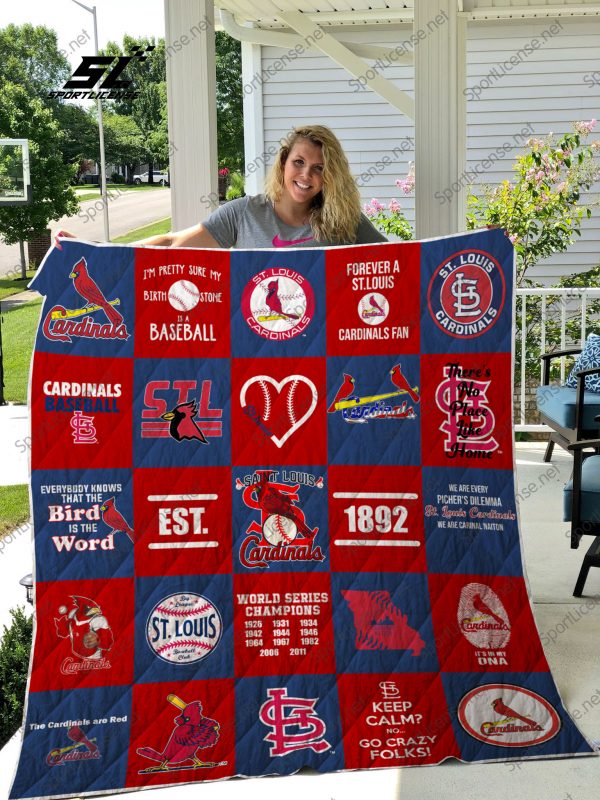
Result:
[113, 217, 171, 244]
[1, 299, 42, 404]
[0, 484, 30, 540]
[0, 271, 36, 301]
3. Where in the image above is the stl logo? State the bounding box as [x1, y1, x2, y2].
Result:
[458, 684, 561, 747]
[43, 257, 130, 343]
[54, 595, 113, 675]
[241, 267, 315, 340]
[70, 410, 97, 444]
[328, 363, 419, 423]
[435, 364, 498, 459]
[146, 592, 222, 664]
[240, 374, 317, 448]
[236, 469, 325, 569]
[142, 379, 222, 442]
[137, 693, 227, 773]
[427, 249, 505, 339]
[342, 590, 425, 655]
[46, 725, 101, 767]
[259, 687, 331, 757]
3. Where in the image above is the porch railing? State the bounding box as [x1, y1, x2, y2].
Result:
[515, 287, 600, 432]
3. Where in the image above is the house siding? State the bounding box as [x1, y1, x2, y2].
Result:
[257, 17, 600, 284]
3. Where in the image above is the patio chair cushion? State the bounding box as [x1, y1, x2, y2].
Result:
[564, 454, 600, 521]
[565, 333, 600, 392]
[536, 385, 600, 431]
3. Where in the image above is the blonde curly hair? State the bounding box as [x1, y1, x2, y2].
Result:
[264, 125, 361, 244]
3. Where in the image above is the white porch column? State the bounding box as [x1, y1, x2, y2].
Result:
[241, 37, 265, 196]
[414, 1, 467, 238]
[164, 0, 218, 228]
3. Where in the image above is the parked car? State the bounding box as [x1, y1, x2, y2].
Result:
[133, 171, 169, 186]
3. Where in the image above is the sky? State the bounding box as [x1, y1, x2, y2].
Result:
[0, 0, 165, 69]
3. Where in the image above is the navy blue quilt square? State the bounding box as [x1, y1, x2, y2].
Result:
[234, 673, 344, 775]
[441, 671, 595, 762]
[232, 465, 329, 573]
[423, 467, 522, 576]
[9, 685, 131, 799]
[32, 468, 134, 583]
[230, 250, 326, 358]
[327, 354, 421, 465]
[31, 240, 134, 358]
[420, 229, 514, 355]
[133, 357, 230, 467]
[331, 572, 438, 674]
[134, 574, 233, 683]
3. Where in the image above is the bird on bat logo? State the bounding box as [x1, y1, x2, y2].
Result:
[137, 694, 227, 773]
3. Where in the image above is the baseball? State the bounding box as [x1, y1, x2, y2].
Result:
[58, 605, 67, 614]
[83, 631, 99, 650]
[168, 280, 200, 312]
[263, 514, 297, 546]
[146, 592, 222, 664]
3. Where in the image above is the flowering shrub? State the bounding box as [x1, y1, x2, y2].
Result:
[363, 164, 414, 240]
[466, 121, 600, 285]
[218, 167, 230, 177]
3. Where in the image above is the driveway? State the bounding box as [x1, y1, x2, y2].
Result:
[0, 188, 172, 278]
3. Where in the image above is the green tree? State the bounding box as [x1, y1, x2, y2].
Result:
[53, 104, 99, 181]
[0, 23, 70, 100]
[0, 82, 78, 276]
[102, 36, 167, 181]
[103, 113, 147, 183]
[0, 607, 33, 748]
[215, 31, 243, 172]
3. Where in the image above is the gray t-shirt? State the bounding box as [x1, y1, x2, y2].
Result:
[203, 193, 387, 249]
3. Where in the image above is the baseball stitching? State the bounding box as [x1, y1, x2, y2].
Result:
[259, 379, 271, 421]
[287, 380, 299, 425]
[275, 514, 295, 544]
[181, 282, 199, 298]
[154, 603, 212, 617]
[155, 639, 214, 655]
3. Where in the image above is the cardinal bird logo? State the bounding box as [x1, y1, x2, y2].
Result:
[328, 364, 419, 423]
[252, 474, 317, 540]
[46, 725, 101, 767]
[100, 497, 134, 542]
[241, 267, 314, 341]
[328, 373, 356, 413]
[69, 258, 124, 326]
[490, 698, 542, 730]
[265, 279, 300, 320]
[390, 364, 420, 404]
[137, 694, 227, 773]
[161, 400, 208, 443]
[54, 595, 113, 669]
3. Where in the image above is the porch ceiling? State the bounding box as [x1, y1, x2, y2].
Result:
[217, 0, 600, 28]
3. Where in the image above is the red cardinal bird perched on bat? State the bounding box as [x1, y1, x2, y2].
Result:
[253, 475, 317, 539]
[161, 401, 208, 443]
[265, 279, 299, 319]
[100, 497, 134, 542]
[390, 363, 420, 404]
[137, 695, 223, 772]
[328, 373, 356, 413]
[491, 698, 542, 729]
[69, 258, 123, 326]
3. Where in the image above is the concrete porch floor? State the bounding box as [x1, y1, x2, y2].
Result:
[1, 442, 598, 799]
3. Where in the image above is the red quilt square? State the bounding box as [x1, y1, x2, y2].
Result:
[325, 242, 421, 356]
[428, 573, 550, 673]
[231, 357, 327, 466]
[134, 248, 230, 358]
[328, 465, 426, 573]
[31, 352, 133, 470]
[30, 577, 134, 692]
[233, 572, 335, 676]
[126, 678, 234, 787]
[338, 673, 460, 768]
[133, 467, 232, 576]
[420, 352, 513, 470]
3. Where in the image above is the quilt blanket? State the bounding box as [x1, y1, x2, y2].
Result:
[10, 228, 597, 799]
